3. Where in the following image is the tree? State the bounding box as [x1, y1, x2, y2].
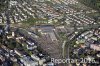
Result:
[79, 0, 100, 11]
[0, 0, 7, 12]
[13, 62, 20, 66]
[8, 39, 16, 49]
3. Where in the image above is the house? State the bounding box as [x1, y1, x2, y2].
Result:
[14, 49, 24, 57]
[90, 44, 100, 51]
[26, 41, 37, 50]
[0, 29, 3, 35]
[31, 54, 46, 65]
[6, 32, 15, 39]
[10, 57, 17, 62]
[39, 59, 46, 65]
[0, 55, 5, 62]
[10, 1, 18, 6]
[1, 45, 10, 52]
[20, 56, 38, 66]
[31, 54, 40, 61]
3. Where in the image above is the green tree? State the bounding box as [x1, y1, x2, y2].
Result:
[13, 62, 20, 66]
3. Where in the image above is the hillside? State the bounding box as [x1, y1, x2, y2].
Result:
[0, 0, 7, 12]
[78, 0, 100, 11]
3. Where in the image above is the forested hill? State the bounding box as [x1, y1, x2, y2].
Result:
[0, 0, 7, 12]
[78, 0, 100, 11]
